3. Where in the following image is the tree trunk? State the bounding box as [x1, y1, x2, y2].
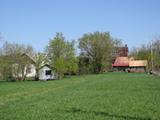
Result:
[35, 69, 39, 81]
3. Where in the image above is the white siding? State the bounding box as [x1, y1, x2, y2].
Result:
[26, 64, 36, 77]
[12, 64, 36, 78]
[38, 66, 56, 80]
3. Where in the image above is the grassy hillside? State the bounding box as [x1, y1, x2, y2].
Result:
[0, 73, 160, 120]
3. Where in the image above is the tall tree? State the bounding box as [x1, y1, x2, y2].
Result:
[65, 41, 78, 75]
[78, 32, 118, 73]
[46, 33, 78, 79]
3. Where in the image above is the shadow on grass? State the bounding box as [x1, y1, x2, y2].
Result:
[65, 107, 151, 120]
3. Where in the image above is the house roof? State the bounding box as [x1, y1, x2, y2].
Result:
[129, 60, 148, 67]
[0, 53, 36, 64]
[112, 57, 129, 67]
[112, 63, 129, 67]
[39, 64, 55, 70]
[21, 53, 36, 64]
[112, 57, 148, 67]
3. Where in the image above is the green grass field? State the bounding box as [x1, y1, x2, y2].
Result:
[0, 73, 160, 120]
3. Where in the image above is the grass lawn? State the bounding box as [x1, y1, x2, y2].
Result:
[0, 73, 160, 120]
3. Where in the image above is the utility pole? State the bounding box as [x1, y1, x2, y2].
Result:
[151, 40, 154, 71]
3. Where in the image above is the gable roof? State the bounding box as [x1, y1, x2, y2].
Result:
[0, 53, 36, 64]
[39, 64, 55, 70]
[21, 53, 36, 64]
[112, 57, 129, 67]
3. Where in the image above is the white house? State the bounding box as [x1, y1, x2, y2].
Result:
[12, 54, 57, 80]
[12, 54, 36, 79]
[38, 64, 57, 80]
[26, 64, 36, 78]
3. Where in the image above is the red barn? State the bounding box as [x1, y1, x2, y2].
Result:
[112, 57, 148, 72]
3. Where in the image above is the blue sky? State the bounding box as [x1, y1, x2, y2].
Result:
[1, 0, 160, 52]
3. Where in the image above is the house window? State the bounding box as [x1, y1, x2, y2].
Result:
[45, 70, 52, 75]
[26, 67, 32, 73]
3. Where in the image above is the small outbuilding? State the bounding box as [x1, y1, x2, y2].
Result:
[38, 64, 57, 80]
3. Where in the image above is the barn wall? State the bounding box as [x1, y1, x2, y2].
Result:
[129, 67, 146, 72]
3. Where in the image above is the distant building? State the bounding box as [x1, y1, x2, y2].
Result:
[11, 53, 36, 79]
[111, 44, 128, 68]
[112, 57, 129, 71]
[112, 57, 148, 72]
[21, 54, 57, 80]
[38, 64, 57, 80]
[1, 53, 57, 80]
[129, 60, 148, 72]
[114, 44, 128, 57]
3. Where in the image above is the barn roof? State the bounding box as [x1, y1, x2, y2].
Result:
[129, 60, 148, 67]
[112, 57, 129, 67]
[112, 57, 148, 67]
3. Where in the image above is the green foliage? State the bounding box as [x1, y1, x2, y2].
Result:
[130, 38, 160, 71]
[65, 57, 78, 75]
[0, 42, 35, 81]
[0, 73, 160, 120]
[78, 55, 92, 74]
[130, 45, 151, 71]
[78, 32, 119, 74]
[0, 56, 13, 81]
[34, 53, 46, 80]
[53, 58, 66, 79]
[46, 32, 78, 79]
[152, 39, 160, 69]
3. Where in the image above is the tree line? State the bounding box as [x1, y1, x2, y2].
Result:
[1, 32, 159, 81]
[130, 37, 160, 71]
[0, 32, 121, 81]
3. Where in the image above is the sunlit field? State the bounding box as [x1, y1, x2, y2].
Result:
[0, 73, 160, 120]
